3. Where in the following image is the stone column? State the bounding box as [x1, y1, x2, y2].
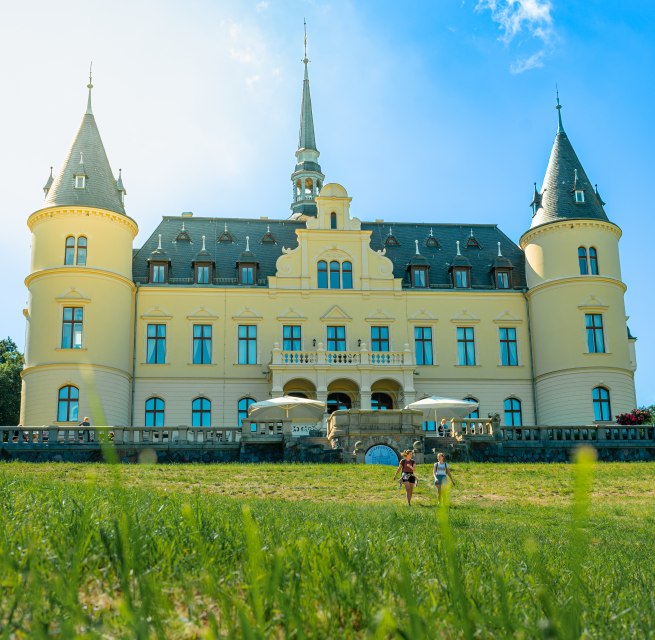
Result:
[360, 388, 372, 411]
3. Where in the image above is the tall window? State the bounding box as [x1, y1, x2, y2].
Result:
[585, 314, 605, 353]
[499, 327, 518, 366]
[238, 397, 255, 427]
[330, 212, 337, 229]
[327, 326, 346, 351]
[342, 261, 353, 289]
[457, 327, 476, 366]
[371, 326, 389, 352]
[504, 398, 522, 426]
[57, 385, 79, 422]
[414, 326, 433, 365]
[578, 247, 588, 275]
[412, 268, 427, 288]
[76, 236, 87, 266]
[192, 397, 211, 427]
[151, 264, 166, 283]
[329, 261, 341, 289]
[65, 236, 76, 265]
[592, 387, 611, 421]
[193, 325, 212, 364]
[61, 307, 84, 349]
[145, 397, 165, 427]
[146, 324, 166, 364]
[238, 325, 257, 364]
[283, 325, 302, 351]
[496, 271, 510, 289]
[197, 265, 209, 284]
[317, 261, 328, 289]
[463, 397, 480, 419]
[454, 268, 469, 288]
[589, 247, 599, 275]
[371, 392, 393, 410]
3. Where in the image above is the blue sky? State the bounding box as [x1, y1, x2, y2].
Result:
[1, 0, 653, 405]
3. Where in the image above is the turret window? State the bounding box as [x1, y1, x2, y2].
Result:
[65, 236, 76, 265]
[145, 397, 165, 427]
[575, 190, 585, 203]
[74, 175, 86, 189]
[61, 307, 84, 349]
[57, 385, 79, 422]
[585, 314, 605, 353]
[589, 247, 599, 275]
[592, 386, 611, 421]
[305, 178, 313, 196]
[76, 236, 87, 266]
[504, 398, 522, 426]
[578, 247, 588, 274]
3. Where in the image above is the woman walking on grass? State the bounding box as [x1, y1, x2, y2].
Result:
[433, 452, 455, 505]
[393, 449, 417, 505]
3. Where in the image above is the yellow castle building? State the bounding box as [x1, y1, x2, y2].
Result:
[21, 58, 638, 431]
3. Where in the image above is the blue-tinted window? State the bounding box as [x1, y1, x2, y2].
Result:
[65, 236, 75, 265]
[283, 325, 301, 351]
[499, 327, 518, 366]
[463, 397, 480, 419]
[371, 392, 393, 410]
[412, 268, 427, 288]
[152, 264, 166, 283]
[330, 212, 337, 229]
[76, 236, 87, 266]
[197, 265, 209, 284]
[193, 325, 212, 364]
[586, 314, 605, 353]
[454, 269, 469, 288]
[589, 247, 599, 275]
[592, 387, 611, 421]
[504, 398, 522, 426]
[415, 326, 433, 365]
[238, 397, 255, 428]
[342, 261, 353, 289]
[192, 397, 211, 427]
[371, 326, 389, 352]
[238, 325, 257, 364]
[240, 265, 254, 285]
[457, 327, 476, 365]
[61, 307, 83, 349]
[147, 324, 166, 364]
[327, 326, 346, 351]
[578, 247, 588, 275]
[317, 261, 328, 289]
[329, 261, 341, 289]
[145, 397, 165, 427]
[57, 385, 79, 422]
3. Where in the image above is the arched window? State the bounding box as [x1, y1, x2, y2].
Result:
[330, 212, 337, 229]
[371, 392, 393, 411]
[463, 397, 480, 419]
[329, 261, 341, 289]
[578, 247, 588, 275]
[504, 398, 522, 426]
[317, 261, 328, 289]
[65, 236, 75, 265]
[589, 247, 599, 275]
[145, 397, 165, 427]
[296, 179, 301, 196]
[192, 397, 211, 427]
[327, 393, 351, 414]
[76, 236, 87, 266]
[592, 387, 611, 421]
[304, 177, 313, 195]
[238, 397, 256, 428]
[342, 261, 353, 289]
[57, 385, 79, 422]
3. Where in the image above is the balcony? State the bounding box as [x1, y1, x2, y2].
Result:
[271, 343, 413, 367]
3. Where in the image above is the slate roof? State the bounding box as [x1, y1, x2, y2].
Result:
[133, 217, 526, 289]
[44, 95, 126, 215]
[531, 110, 608, 229]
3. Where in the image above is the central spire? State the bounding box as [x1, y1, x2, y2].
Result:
[290, 20, 324, 218]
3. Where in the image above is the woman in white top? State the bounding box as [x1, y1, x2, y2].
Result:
[433, 452, 455, 505]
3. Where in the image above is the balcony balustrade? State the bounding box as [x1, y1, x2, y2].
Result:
[271, 343, 412, 367]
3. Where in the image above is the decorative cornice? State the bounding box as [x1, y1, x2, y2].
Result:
[28, 206, 138, 237]
[520, 218, 621, 249]
[21, 362, 132, 380]
[526, 275, 627, 297]
[25, 267, 135, 290]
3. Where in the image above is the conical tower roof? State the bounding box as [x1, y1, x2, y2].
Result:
[530, 99, 608, 229]
[44, 77, 125, 215]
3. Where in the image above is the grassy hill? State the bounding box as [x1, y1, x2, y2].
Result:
[0, 455, 653, 638]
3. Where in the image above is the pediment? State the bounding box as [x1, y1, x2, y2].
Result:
[232, 306, 263, 320]
[187, 306, 219, 320]
[492, 310, 523, 324]
[141, 305, 173, 319]
[578, 295, 608, 310]
[450, 309, 480, 324]
[320, 305, 352, 322]
[276, 307, 308, 321]
[56, 287, 91, 303]
[365, 308, 396, 323]
[408, 309, 437, 322]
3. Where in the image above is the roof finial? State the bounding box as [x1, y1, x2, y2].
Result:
[470, 228, 474, 238]
[79, 151, 84, 165]
[86, 62, 94, 115]
[246, 235, 250, 252]
[415, 239, 419, 255]
[181, 221, 185, 231]
[224, 222, 228, 232]
[456, 240, 461, 256]
[202, 235, 206, 251]
[388, 226, 393, 236]
[429, 228, 433, 237]
[555, 84, 564, 133]
[303, 18, 308, 64]
[157, 234, 162, 250]
[267, 224, 270, 233]
[497, 242, 502, 257]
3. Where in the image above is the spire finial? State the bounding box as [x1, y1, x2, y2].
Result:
[456, 240, 461, 256]
[157, 234, 162, 250]
[555, 84, 564, 133]
[86, 62, 94, 115]
[415, 239, 419, 255]
[181, 221, 185, 231]
[303, 18, 308, 64]
[429, 227, 433, 237]
[267, 224, 270, 233]
[497, 242, 502, 257]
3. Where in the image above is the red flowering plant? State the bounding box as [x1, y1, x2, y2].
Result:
[615, 407, 653, 425]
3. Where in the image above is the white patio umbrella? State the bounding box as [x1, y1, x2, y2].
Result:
[247, 395, 326, 422]
[404, 396, 479, 422]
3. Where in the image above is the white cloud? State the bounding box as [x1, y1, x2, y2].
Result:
[476, 0, 554, 72]
[256, 1, 269, 11]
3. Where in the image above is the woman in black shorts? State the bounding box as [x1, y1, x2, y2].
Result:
[393, 449, 417, 505]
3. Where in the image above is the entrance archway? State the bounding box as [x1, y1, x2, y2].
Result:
[365, 444, 399, 465]
[283, 378, 317, 399]
[371, 378, 403, 409]
[327, 392, 351, 414]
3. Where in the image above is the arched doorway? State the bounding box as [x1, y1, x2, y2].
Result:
[365, 444, 399, 465]
[327, 393, 351, 414]
[371, 392, 393, 411]
[283, 378, 317, 399]
[371, 378, 403, 409]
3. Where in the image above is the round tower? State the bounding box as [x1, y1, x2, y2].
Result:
[520, 99, 636, 425]
[21, 75, 138, 426]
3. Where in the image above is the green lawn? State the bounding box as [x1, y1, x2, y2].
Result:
[1, 455, 654, 638]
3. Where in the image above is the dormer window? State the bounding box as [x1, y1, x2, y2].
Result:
[239, 264, 255, 285]
[196, 265, 210, 284]
[411, 267, 428, 288]
[150, 263, 167, 283]
[575, 190, 585, 203]
[74, 175, 86, 189]
[453, 268, 470, 288]
[495, 270, 511, 289]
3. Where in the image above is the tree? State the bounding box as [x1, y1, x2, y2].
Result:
[0, 338, 24, 425]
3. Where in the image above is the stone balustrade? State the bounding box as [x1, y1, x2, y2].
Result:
[500, 424, 655, 443]
[271, 343, 412, 367]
